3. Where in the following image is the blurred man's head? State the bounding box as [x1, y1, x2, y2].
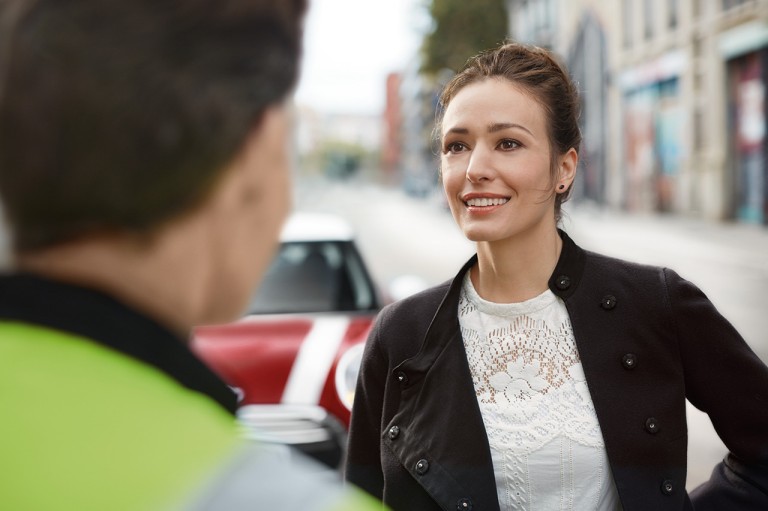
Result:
[0, 0, 306, 326]
[0, 0, 305, 251]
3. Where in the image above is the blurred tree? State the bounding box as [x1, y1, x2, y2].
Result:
[421, 0, 508, 75]
[310, 140, 378, 181]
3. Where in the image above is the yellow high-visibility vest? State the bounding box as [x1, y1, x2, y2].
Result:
[0, 321, 381, 511]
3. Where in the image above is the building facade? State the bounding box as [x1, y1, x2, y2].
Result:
[507, 0, 768, 225]
[382, 72, 404, 181]
[397, 58, 444, 197]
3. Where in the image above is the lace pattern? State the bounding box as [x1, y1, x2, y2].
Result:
[459, 274, 621, 510]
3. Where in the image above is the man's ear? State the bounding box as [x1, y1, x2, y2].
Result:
[234, 112, 270, 205]
[223, 108, 278, 207]
[206, 103, 292, 218]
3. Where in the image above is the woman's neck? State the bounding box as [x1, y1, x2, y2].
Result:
[472, 227, 562, 303]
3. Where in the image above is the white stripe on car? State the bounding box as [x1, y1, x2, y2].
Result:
[281, 316, 351, 405]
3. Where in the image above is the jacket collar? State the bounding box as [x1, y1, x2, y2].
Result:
[548, 228, 587, 300]
[398, 229, 585, 376]
[0, 272, 238, 414]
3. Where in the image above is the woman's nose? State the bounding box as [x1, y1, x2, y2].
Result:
[465, 145, 494, 183]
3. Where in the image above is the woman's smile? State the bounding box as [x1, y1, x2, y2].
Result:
[462, 193, 511, 213]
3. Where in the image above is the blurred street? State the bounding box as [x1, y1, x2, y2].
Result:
[297, 177, 768, 491]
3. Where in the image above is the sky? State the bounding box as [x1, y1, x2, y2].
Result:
[295, 0, 428, 116]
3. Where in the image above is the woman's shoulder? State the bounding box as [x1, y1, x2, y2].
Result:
[578, 247, 698, 303]
[561, 230, 674, 288]
[582, 247, 669, 280]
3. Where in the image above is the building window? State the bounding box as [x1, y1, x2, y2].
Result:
[534, 0, 547, 40]
[693, 107, 703, 151]
[669, 0, 679, 29]
[623, 0, 633, 48]
[644, 0, 654, 40]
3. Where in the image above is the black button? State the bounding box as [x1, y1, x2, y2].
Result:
[388, 425, 400, 440]
[415, 459, 429, 475]
[645, 417, 660, 434]
[555, 275, 571, 290]
[661, 479, 675, 495]
[457, 497, 473, 510]
[396, 371, 409, 385]
[622, 353, 637, 370]
[601, 295, 617, 310]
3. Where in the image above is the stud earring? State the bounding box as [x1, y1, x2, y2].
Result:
[558, 184, 566, 190]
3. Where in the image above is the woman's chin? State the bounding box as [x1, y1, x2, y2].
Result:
[462, 229, 502, 243]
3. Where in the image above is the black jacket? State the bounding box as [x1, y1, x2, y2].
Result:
[346, 230, 768, 511]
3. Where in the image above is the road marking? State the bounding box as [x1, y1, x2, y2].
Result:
[281, 316, 350, 405]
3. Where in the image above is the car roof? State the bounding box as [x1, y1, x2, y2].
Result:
[280, 211, 355, 242]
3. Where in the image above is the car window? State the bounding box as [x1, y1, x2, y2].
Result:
[248, 241, 378, 314]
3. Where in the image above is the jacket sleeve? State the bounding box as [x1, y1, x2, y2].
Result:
[344, 307, 390, 503]
[663, 269, 768, 508]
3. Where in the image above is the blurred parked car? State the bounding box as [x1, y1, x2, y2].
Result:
[192, 212, 382, 468]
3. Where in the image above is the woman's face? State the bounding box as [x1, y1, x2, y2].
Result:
[440, 78, 560, 244]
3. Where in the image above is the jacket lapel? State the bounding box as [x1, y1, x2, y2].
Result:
[384, 255, 501, 511]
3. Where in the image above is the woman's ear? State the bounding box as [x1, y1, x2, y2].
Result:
[556, 148, 578, 191]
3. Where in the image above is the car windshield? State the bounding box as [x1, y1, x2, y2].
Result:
[248, 240, 379, 315]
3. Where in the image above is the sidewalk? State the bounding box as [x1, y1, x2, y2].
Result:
[561, 202, 768, 276]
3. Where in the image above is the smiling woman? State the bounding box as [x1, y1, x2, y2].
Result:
[437, 43, 582, 226]
[345, 41, 768, 511]
[439, 78, 576, 249]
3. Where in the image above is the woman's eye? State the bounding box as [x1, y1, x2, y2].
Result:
[498, 139, 520, 150]
[444, 142, 467, 154]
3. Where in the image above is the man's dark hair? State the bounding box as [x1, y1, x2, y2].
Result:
[0, 0, 306, 251]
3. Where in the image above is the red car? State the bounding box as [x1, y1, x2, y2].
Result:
[192, 212, 382, 467]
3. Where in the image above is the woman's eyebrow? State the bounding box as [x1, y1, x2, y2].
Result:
[444, 126, 469, 135]
[488, 122, 533, 135]
[444, 123, 533, 136]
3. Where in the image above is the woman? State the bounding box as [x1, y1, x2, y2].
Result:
[345, 42, 768, 511]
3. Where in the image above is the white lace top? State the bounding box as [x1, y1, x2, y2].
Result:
[459, 273, 622, 511]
